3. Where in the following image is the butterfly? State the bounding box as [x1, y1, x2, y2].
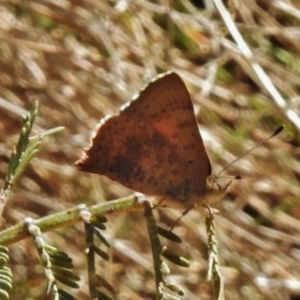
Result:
[76, 72, 230, 210]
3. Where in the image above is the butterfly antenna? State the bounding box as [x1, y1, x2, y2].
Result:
[217, 125, 284, 177]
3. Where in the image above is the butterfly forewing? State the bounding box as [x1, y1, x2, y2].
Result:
[76, 72, 211, 204]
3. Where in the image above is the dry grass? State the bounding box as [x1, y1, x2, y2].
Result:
[1, 0, 300, 299]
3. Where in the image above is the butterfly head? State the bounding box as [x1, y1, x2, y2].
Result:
[190, 174, 232, 210]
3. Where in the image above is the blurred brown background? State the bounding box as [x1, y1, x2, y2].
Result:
[0, 0, 300, 299]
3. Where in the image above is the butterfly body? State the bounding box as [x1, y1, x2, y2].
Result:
[76, 72, 229, 209]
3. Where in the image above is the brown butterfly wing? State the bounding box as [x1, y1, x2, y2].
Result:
[76, 72, 211, 204]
